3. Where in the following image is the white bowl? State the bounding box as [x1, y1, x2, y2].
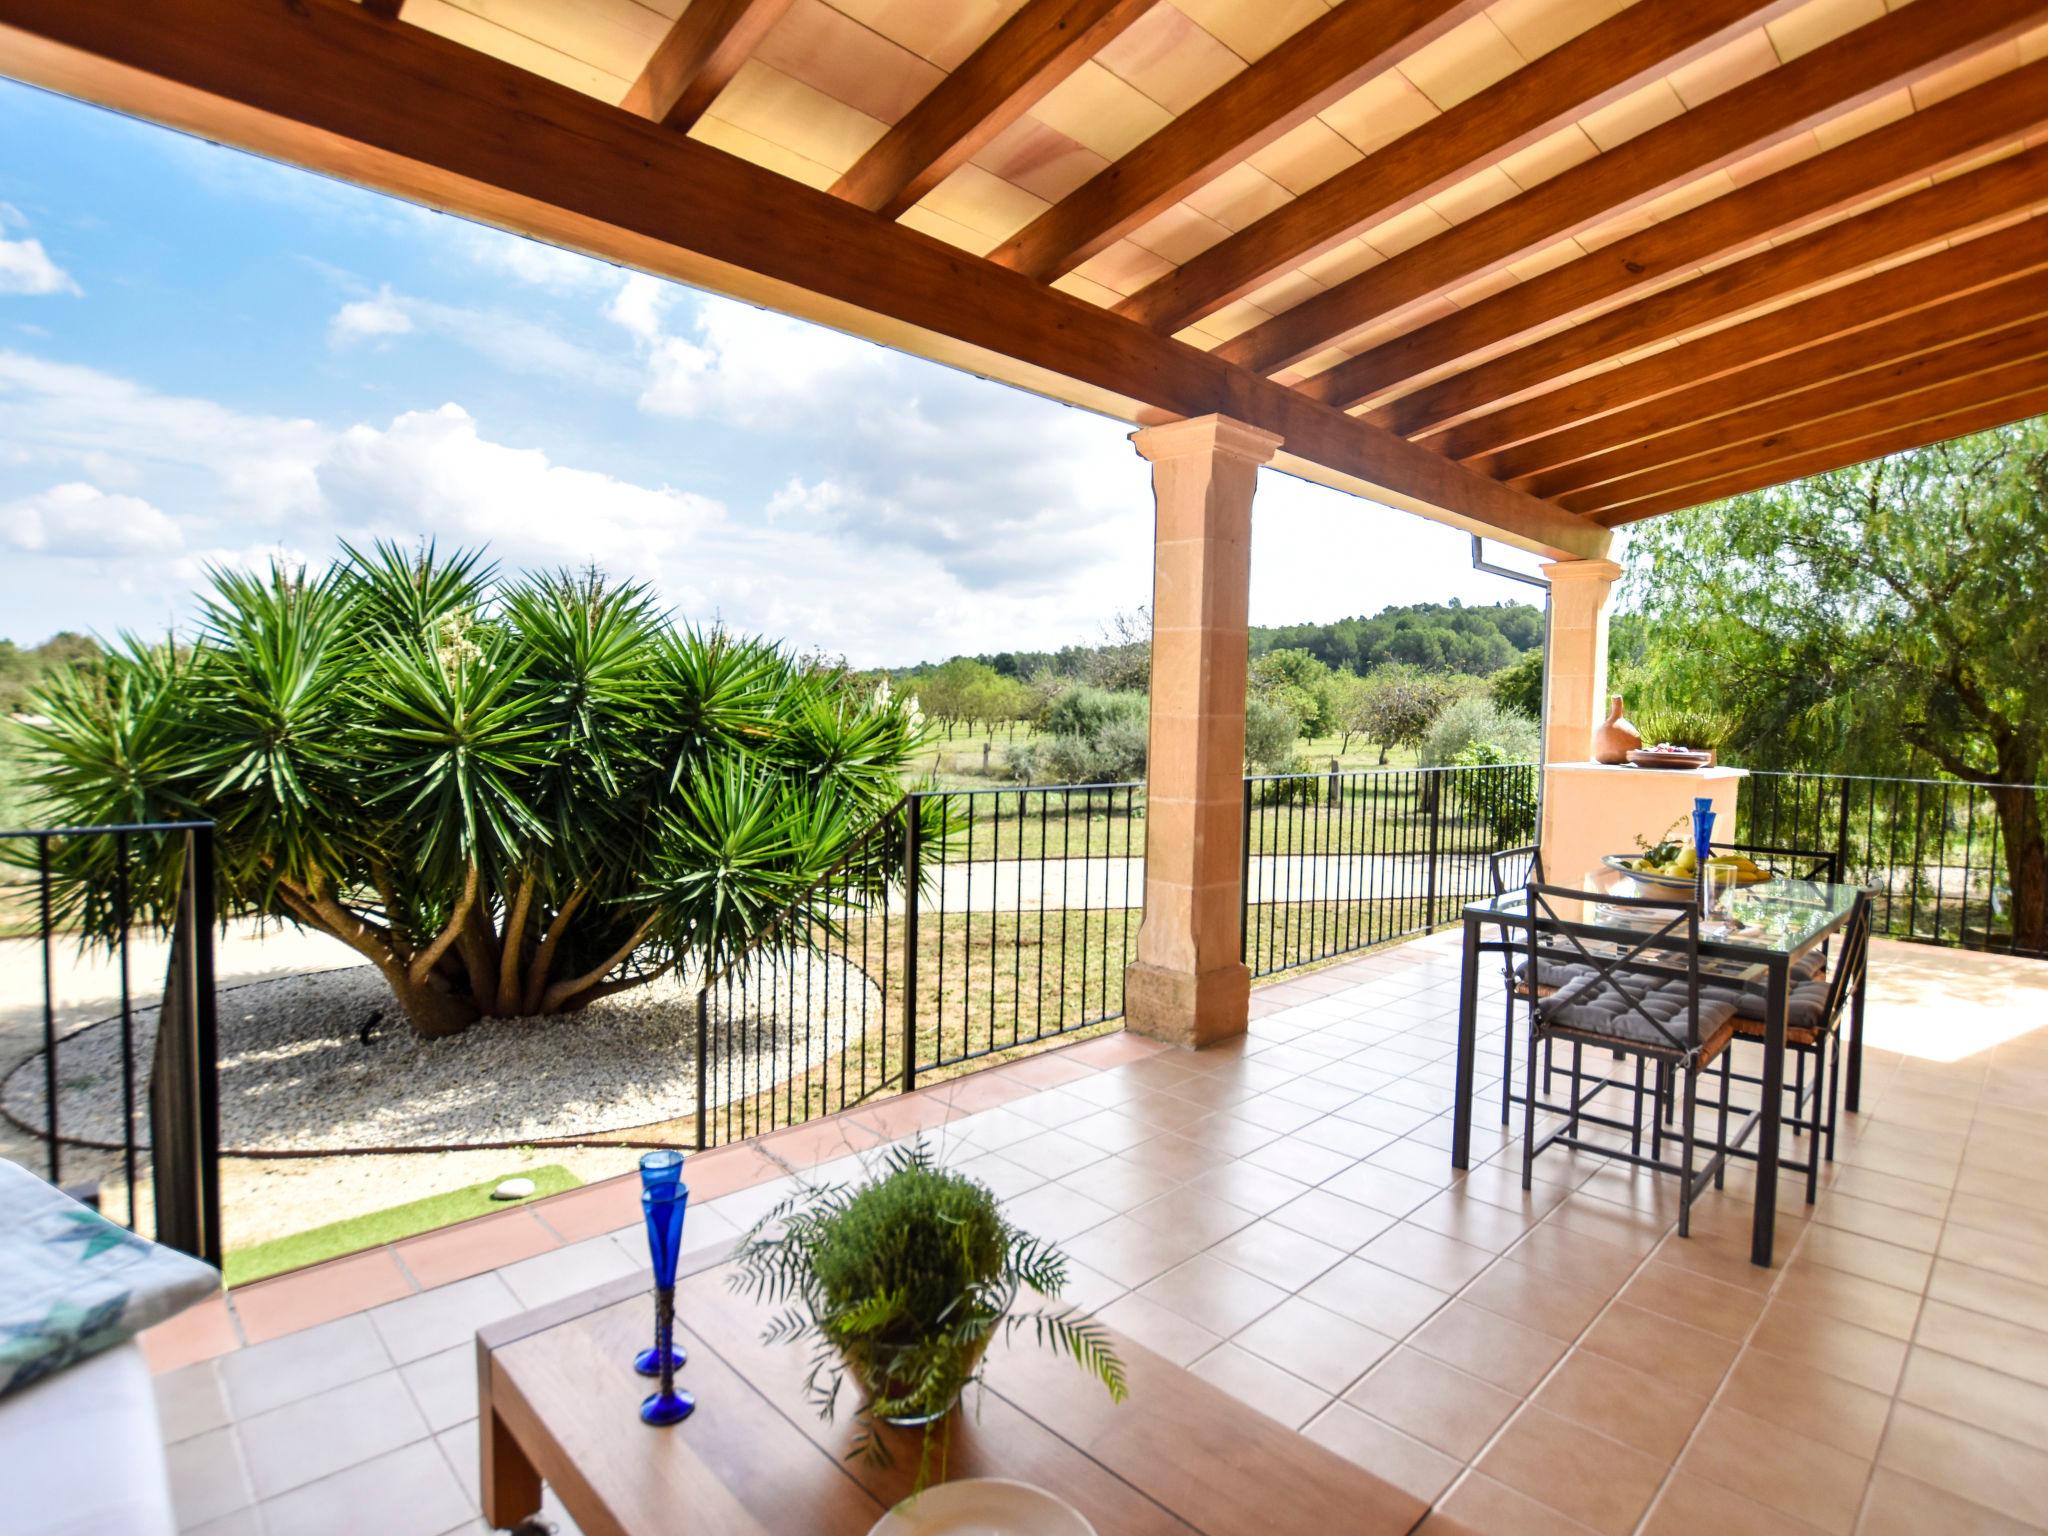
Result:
[867, 1478, 1098, 1536]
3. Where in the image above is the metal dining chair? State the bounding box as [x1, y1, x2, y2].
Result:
[1707, 889, 1874, 1203]
[1519, 882, 1741, 1236]
[1486, 845, 1579, 1124]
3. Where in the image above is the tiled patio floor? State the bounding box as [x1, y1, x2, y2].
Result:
[143, 932, 2048, 1536]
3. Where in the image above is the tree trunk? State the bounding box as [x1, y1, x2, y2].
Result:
[387, 973, 481, 1038]
[1990, 782, 2048, 954]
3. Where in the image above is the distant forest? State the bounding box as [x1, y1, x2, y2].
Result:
[942, 600, 1542, 683]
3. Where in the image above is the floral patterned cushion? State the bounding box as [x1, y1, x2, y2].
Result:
[0, 1159, 219, 1400]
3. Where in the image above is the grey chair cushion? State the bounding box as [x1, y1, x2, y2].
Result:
[1511, 955, 1596, 990]
[1706, 976, 1834, 1033]
[1538, 971, 1736, 1052]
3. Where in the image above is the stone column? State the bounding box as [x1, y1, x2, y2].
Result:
[1539, 557, 1624, 764]
[1123, 414, 1280, 1049]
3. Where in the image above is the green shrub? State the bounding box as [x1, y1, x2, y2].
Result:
[1421, 695, 1541, 767]
[1243, 694, 1302, 773]
[731, 1142, 1124, 1470]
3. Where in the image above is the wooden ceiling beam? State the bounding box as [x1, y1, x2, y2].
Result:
[1114, 0, 1796, 337]
[0, 0, 1605, 560]
[987, 0, 1487, 283]
[1509, 270, 2048, 494]
[1216, 0, 2048, 378]
[831, 0, 1155, 219]
[1551, 321, 2048, 510]
[1314, 57, 2048, 416]
[1431, 217, 2048, 467]
[620, 0, 794, 132]
[1595, 378, 2048, 525]
[1365, 140, 2048, 436]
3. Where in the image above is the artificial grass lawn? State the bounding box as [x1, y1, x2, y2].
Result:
[223, 1163, 582, 1286]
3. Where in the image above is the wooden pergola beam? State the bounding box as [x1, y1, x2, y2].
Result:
[1113, 0, 1794, 337]
[0, 0, 1604, 560]
[1431, 218, 2048, 467]
[987, 0, 1486, 283]
[1216, 0, 2048, 378]
[1552, 321, 2048, 510]
[1512, 271, 2048, 495]
[1592, 359, 2048, 524]
[1366, 141, 2048, 436]
[830, 0, 1155, 219]
[1314, 57, 2048, 416]
[619, 0, 794, 132]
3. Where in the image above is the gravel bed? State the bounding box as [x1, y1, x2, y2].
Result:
[5, 956, 881, 1152]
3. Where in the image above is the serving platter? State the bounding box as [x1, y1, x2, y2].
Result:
[869, 1479, 1098, 1536]
[1602, 853, 1774, 892]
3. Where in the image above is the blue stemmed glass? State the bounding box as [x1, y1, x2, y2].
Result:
[635, 1152, 687, 1377]
[639, 1182, 694, 1426]
[1691, 796, 1717, 862]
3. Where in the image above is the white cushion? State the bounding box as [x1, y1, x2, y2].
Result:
[0, 1340, 176, 1536]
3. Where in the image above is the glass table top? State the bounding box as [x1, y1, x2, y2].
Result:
[1466, 869, 1863, 958]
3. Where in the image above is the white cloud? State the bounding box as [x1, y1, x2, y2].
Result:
[2, 481, 180, 555]
[319, 404, 722, 568]
[0, 207, 80, 296]
[328, 287, 414, 345]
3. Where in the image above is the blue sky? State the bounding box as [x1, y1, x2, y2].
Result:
[0, 78, 1543, 666]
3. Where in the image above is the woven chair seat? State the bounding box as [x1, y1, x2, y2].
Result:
[1537, 972, 1737, 1060]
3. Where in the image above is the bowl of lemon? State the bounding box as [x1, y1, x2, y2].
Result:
[1602, 845, 1773, 892]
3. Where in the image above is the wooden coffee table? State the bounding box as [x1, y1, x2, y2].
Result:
[476, 1263, 1445, 1535]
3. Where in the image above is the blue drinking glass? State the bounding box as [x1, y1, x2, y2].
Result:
[1691, 796, 1716, 861]
[639, 1184, 694, 1427]
[634, 1152, 687, 1377]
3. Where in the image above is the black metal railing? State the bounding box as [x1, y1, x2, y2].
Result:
[691, 782, 1142, 1149]
[1739, 770, 2046, 958]
[1243, 762, 1538, 978]
[0, 822, 221, 1266]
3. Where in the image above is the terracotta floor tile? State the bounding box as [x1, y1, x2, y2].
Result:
[1062, 1155, 1182, 1213]
[1300, 1255, 1451, 1337]
[1429, 1472, 1603, 1536]
[1856, 1467, 2039, 1536]
[1405, 1188, 1541, 1254]
[1925, 1258, 2048, 1335]
[140, 1295, 241, 1374]
[1241, 1134, 1357, 1186]
[1937, 1221, 2048, 1289]
[1343, 1345, 1519, 1460]
[1680, 1403, 1872, 1535]
[392, 1209, 559, 1291]
[1358, 1221, 1495, 1292]
[1877, 1402, 2048, 1529]
[1719, 1347, 1894, 1461]
[231, 1248, 414, 1344]
[1094, 1291, 1221, 1369]
[1772, 1259, 1923, 1342]
[1266, 1186, 1399, 1250]
[1232, 1294, 1396, 1394]
[1898, 1347, 2048, 1454]
[1647, 1223, 1779, 1294]
[1478, 1406, 1668, 1536]
[1641, 1471, 1826, 1536]
[1454, 1161, 1573, 1220]
[1749, 1298, 1908, 1395]
[1408, 1300, 1568, 1396]
[1912, 1298, 2048, 1390]
[1125, 1183, 1260, 1245]
[1507, 1221, 1642, 1295]
[1461, 1255, 1612, 1341]
[1533, 1348, 1709, 1461]
[1302, 1402, 1462, 1507]
[1322, 1159, 1445, 1217]
[1617, 1258, 1769, 1341]
[1811, 1190, 1944, 1253]
[526, 1174, 641, 1244]
[1060, 1212, 1211, 1289]
[1138, 1253, 1287, 1337]
[1578, 1301, 1739, 1399]
[1946, 1190, 2048, 1248]
[1543, 1192, 1670, 1258]
[1178, 1158, 1310, 1216]
[1186, 1343, 1330, 1430]
[1827, 1164, 1952, 1220]
[1205, 1217, 1347, 1291]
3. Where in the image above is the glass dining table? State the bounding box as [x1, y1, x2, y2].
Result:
[1449, 868, 1870, 1267]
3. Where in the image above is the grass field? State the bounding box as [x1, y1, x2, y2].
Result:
[222, 1163, 582, 1285]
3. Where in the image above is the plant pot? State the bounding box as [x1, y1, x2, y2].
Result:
[849, 1334, 992, 1428]
[1592, 694, 1643, 765]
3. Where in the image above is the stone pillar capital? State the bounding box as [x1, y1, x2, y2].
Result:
[1539, 557, 1624, 590]
[1131, 413, 1283, 468]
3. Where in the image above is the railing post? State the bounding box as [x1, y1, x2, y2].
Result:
[902, 795, 920, 1094]
[694, 988, 709, 1151]
[190, 825, 220, 1269]
[1240, 777, 1253, 964]
[1834, 779, 1854, 886]
[1424, 771, 1444, 929]
[37, 836, 57, 1184]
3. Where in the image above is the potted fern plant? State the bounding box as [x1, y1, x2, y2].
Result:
[730, 1142, 1126, 1467]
